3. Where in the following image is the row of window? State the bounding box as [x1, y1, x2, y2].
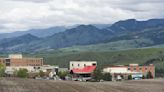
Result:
[71, 63, 96, 67]
[72, 64, 86, 67]
[128, 67, 152, 71]
[28, 64, 41, 66]
[27, 60, 42, 62]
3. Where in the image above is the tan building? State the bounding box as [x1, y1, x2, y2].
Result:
[103, 64, 155, 80]
[0, 54, 43, 66]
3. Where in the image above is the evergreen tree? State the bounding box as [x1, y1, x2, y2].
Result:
[146, 71, 153, 79]
[142, 75, 145, 79]
[128, 75, 132, 80]
[92, 67, 103, 81]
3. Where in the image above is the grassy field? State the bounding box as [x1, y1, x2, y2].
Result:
[0, 78, 164, 92]
[29, 47, 164, 69]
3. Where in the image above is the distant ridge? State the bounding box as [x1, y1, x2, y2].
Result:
[0, 19, 164, 52]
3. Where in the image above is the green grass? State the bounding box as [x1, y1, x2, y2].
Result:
[59, 38, 153, 52]
[27, 47, 164, 69]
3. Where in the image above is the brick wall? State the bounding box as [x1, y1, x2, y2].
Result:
[10, 58, 43, 66]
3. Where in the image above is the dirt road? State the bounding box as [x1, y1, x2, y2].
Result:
[0, 78, 164, 92]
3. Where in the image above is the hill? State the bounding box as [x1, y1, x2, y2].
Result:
[34, 25, 114, 49]
[59, 38, 153, 52]
[27, 47, 164, 75]
[0, 19, 164, 52]
[0, 26, 66, 39]
[0, 34, 40, 52]
[109, 19, 164, 34]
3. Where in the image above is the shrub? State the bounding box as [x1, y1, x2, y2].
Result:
[39, 70, 45, 77]
[128, 75, 132, 80]
[17, 69, 28, 78]
[0, 64, 5, 77]
[58, 71, 69, 80]
[103, 73, 112, 81]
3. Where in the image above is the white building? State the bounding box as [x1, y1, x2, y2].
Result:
[103, 66, 130, 74]
[5, 65, 59, 77]
[5, 66, 36, 75]
[69, 61, 97, 70]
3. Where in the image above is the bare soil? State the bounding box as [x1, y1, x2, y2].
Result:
[0, 78, 164, 92]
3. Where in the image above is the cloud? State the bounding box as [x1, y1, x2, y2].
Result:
[10, 0, 52, 3]
[0, 0, 164, 33]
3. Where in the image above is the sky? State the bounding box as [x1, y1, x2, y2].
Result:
[0, 0, 164, 33]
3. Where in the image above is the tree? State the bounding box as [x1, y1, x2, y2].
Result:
[128, 75, 132, 80]
[0, 64, 5, 77]
[39, 70, 45, 77]
[58, 71, 69, 80]
[92, 67, 103, 81]
[146, 71, 153, 79]
[17, 69, 28, 78]
[142, 75, 145, 79]
[158, 51, 164, 61]
[103, 73, 112, 81]
[13, 70, 18, 77]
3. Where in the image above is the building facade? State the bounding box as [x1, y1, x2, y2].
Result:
[103, 64, 155, 80]
[0, 54, 43, 66]
[128, 64, 155, 78]
[70, 61, 97, 70]
[69, 61, 97, 81]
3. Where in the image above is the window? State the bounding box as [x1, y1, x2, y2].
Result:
[84, 64, 86, 67]
[72, 64, 74, 66]
[78, 64, 80, 67]
[92, 63, 96, 66]
[145, 67, 148, 70]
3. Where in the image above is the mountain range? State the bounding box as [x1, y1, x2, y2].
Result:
[0, 19, 164, 52]
[0, 26, 66, 39]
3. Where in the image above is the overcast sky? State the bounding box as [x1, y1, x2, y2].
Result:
[0, 0, 164, 33]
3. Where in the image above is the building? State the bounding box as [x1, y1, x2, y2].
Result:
[128, 64, 155, 78]
[5, 66, 36, 75]
[69, 61, 97, 81]
[70, 61, 97, 70]
[5, 65, 59, 78]
[0, 54, 43, 66]
[103, 64, 155, 80]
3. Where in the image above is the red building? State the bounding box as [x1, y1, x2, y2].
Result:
[70, 65, 96, 81]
